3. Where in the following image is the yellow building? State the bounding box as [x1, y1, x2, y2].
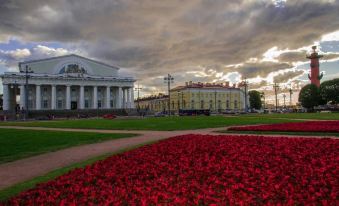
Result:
[135, 93, 168, 112]
[135, 82, 246, 113]
[170, 81, 245, 112]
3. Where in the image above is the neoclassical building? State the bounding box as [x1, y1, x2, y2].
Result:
[136, 81, 246, 113]
[1, 54, 135, 111]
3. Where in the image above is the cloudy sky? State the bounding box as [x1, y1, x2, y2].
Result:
[1, 0, 339, 104]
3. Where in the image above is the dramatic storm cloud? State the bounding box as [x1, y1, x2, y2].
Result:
[1, 0, 339, 98]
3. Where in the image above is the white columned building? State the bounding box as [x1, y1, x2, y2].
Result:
[1, 54, 135, 111]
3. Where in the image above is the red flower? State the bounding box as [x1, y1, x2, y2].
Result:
[2, 134, 338, 205]
[228, 120, 339, 133]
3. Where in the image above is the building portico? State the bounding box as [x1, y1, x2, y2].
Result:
[1, 54, 135, 112]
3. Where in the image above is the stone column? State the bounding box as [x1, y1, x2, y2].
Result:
[35, 85, 41, 110]
[116, 87, 123, 109]
[20, 85, 26, 109]
[2, 84, 9, 111]
[106, 86, 111, 109]
[79, 85, 84, 109]
[130, 87, 135, 108]
[126, 88, 132, 108]
[123, 88, 127, 108]
[66, 85, 71, 110]
[51, 85, 56, 110]
[93, 86, 98, 109]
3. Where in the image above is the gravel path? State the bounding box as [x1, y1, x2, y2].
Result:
[0, 125, 337, 190]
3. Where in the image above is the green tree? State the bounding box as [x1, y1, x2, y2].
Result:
[298, 84, 320, 110]
[320, 78, 339, 104]
[248, 90, 262, 110]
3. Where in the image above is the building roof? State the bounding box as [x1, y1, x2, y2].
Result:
[19, 54, 120, 70]
[136, 93, 169, 101]
[170, 81, 239, 91]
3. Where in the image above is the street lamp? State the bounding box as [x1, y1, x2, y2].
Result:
[214, 90, 217, 112]
[273, 83, 280, 111]
[164, 74, 174, 116]
[134, 83, 142, 110]
[260, 92, 265, 110]
[10, 80, 19, 119]
[24, 65, 33, 120]
[177, 90, 180, 114]
[283, 94, 286, 108]
[289, 87, 293, 107]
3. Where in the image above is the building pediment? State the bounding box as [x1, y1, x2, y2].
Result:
[19, 54, 119, 77]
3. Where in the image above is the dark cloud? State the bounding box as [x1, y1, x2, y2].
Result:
[273, 70, 305, 83]
[226, 61, 293, 79]
[1, 0, 339, 92]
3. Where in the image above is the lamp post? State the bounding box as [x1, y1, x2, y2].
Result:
[164, 74, 174, 116]
[260, 92, 265, 110]
[10, 80, 19, 119]
[283, 94, 286, 108]
[273, 83, 280, 111]
[214, 90, 217, 112]
[134, 83, 142, 109]
[181, 91, 184, 109]
[177, 90, 180, 114]
[289, 88, 293, 107]
[24, 65, 33, 120]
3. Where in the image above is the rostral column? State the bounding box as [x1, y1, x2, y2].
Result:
[306, 46, 323, 87]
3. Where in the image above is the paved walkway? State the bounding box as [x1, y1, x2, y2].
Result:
[0, 125, 337, 190]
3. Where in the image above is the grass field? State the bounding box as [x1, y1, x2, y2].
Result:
[0, 129, 135, 164]
[0, 116, 301, 131]
[0, 141, 156, 201]
[246, 112, 339, 120]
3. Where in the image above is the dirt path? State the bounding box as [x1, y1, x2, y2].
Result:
[0, 125, 337, 191]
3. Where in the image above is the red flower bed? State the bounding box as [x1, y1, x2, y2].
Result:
[228, 120, 339, 133]
[3, 135, 338, 205]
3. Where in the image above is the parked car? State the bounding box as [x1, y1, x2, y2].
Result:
[154, 112, 166, 117]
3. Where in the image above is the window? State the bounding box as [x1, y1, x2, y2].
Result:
[226, 100, 230, 109]
[183, 100, 186, 109]
[234, 100, 238, 109]
[218, 100, 222, 110]
[43, 87, 48, 96]
[209, 100, 213, 109]
[43, 100, 48, 109]
[28, 100, 33, 109]
[98, 100, 102, 108]
[110, 100, 114, 108]
[191, 100, 195, 109]
[85, 100, 89, 108]
[57, 100, 63, 109]
[200, 100, 204, 109]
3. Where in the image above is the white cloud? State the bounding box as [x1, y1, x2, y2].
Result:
[321, 30, 339, 42]
[0, 48, 31, 60]
[32, 45, 69, 57]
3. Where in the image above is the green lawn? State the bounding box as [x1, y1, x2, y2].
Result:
[0, 129, 135, 164]
[246, 112, 339, 120]
[0, 116, 300, 131]
[0, 141, 156, 201]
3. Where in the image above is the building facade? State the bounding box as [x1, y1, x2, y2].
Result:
[136, 82, 246, 113]
[136, 93, 168, 112]
[1, 54, 135, 112]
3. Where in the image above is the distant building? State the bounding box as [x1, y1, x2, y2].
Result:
[136, 93, 168, 112]
[136, 81, 246, 113]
